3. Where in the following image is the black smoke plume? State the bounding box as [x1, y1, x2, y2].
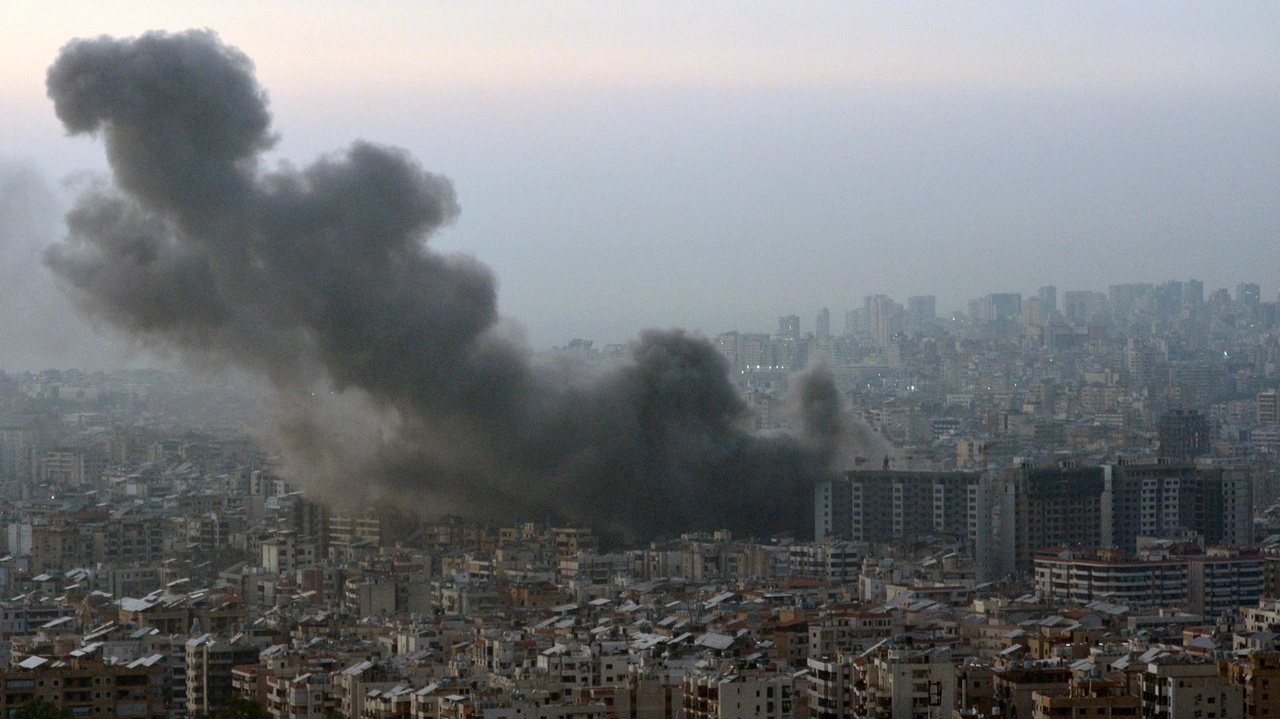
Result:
[45, 30, 870, 538]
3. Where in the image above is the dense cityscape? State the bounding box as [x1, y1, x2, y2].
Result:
[2, 278, 1280, 718]
[3, 5, 1277, 719]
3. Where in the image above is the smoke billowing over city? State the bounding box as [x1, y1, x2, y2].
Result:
[6, 9, 1280, 715]
[42, 30, 870, 539]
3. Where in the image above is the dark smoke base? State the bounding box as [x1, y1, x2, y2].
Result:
[44, 29, 865, 539]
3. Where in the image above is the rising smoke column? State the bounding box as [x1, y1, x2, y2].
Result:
[44, 29, 858, 538]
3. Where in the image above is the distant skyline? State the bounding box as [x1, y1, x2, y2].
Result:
[1, 2, 1278, 360]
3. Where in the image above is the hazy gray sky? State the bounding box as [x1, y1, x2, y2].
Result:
[2, 2, 1279, 361]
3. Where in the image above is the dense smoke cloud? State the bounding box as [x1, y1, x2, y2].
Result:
[44, 30, 871, 538]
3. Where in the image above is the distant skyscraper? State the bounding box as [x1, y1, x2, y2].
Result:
[740, 333, 774, 371]
[845, 308, 868, 337]
[1023, 296, 1045, 326]
[1154, 281, 1184, 317]
[1258, 389, 1278, 425]
[972, 293, 1022, 323]
[864, 295, 903, 347]
[1038, 286, 1057, 315]
[906, 295, 936, 332]
[778, 315, 800, 341]
[1063, 290, 1108, 325]
[1184, 279, 1204, 305]
[715, 331, 742, 372]
[1109, 283, 1154, 320]
[815, 308, 830, 340]
[1237, 283, 1261, 307]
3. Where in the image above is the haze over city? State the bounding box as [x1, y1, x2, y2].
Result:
[2, 2, 1279, 370]
[3, 6, 1280, 719]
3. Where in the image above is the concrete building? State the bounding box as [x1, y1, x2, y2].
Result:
[335, 661, 399, 719]
[1157, 410, 1212, 461]
[1034, 549, 1189, 608]
[905, 296, 935, 333]
[186, 633, 264, 717]
[1218, 651, 1280, 719]
[777, 315, 800, 342]
[855, 647, 954, 719]
[807, 657, 856, 719]
[1141, 657, 1242, 719]
[264, 672, 336, 719]
[1188, 549, 1265, 617]
[93, 519, 166, 566]
[1000, 462, 1105, 575]
[991, 663, 1072, 719]
[1259, 390, 1279, 425]
[1102, 460, 1253, 551]
[865, 295, 903, 348]
[344, 577, 396, 617]
[815, 308, 831, 340]
[41, 450, 86, 486]
[818, 470, 985, 551]
[788, 542, 862, 583]
[684, 671, 793, 719]
[1030, 678, 1138, 719]
[809, 613, 896, 658]
[261, 531, 318, 574]
[0, 654, 166, 719]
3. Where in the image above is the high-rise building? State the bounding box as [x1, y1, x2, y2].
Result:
[775, 337, 808, 372]
[186, 634, 265, 717]
[906, 295, 936, 332]
[815, 307, 830, 340]
[1063, 290, 1108, 325]
[1155, 280, 1185, 317]
[813, 478, 851, 542]
[864, 295, 903, 347]
[1034, 546, 1264, 616]
[740, 333, 775, 371]
[1109, 283, 1154, 320]
[999, 461, 1105, 574]
[844, 308, 864, 337]
[1023, 296, 1043, 326]
[971, 293, 1022, 323]
[806, 656, 858, 719]
[1034, 549, 1189, 608]
[1158, 409, 1211, 460]
[1188, 549, 1265, 616]
[778, 315, 801, 341]
[715, 331, 742, 373]
[1239, 283, 1262, 307]
[1038, 285, 1057, 315]
[1101, 460, 1253, 551]
[1184, 279, 1205, 305]
[816, 470, 987, 555]
[1260, 390, 1279, 424]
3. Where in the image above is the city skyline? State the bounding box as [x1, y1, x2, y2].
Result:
[1, 8, 1280, 718]
[1, 4, 1279, 356]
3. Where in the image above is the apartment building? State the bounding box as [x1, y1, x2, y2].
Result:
[855, 647, 955, 719]
[1141, 657, 1242, 719]
[0, 654, 166, 719]
[1034, 549, 1189, 608]
[684, 671, 793, 719]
